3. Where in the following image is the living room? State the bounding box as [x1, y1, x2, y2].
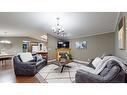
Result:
[0, 12, 127, 83]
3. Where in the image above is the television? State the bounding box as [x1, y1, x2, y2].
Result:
[57, 41, 69, 48]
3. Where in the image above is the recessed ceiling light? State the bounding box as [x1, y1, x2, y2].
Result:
[41, 35, 47, 40]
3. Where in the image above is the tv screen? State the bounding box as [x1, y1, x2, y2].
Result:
[57, 41, 69, 48]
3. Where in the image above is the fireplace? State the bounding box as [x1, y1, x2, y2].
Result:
[56, 48, 71, 62]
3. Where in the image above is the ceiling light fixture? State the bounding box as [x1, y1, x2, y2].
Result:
[41, 35, 47, 40]
[41, 35, 47, 42]
[52, 17, 66, 37]
[0, 32, 11, 44]
[0, 40, 11, 44]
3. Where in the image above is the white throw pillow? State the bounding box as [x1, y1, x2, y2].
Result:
[19, 52, 33, 62]
[92, 57, 102, 68]
[103, 56, 111, 60]
[36, 54, 43, 61]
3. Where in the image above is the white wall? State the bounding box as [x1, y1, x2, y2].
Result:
[0, 37, 44, 55]
[47, 34, 59, 60]
[70, 32, 115, 61]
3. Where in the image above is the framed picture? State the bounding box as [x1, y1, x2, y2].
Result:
[76, 41, 87, 49]
[118, 16, 126, 50]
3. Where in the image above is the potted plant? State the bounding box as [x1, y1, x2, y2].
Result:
[59, 52, 72, 63]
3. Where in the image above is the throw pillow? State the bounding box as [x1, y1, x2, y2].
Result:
[87, 59, 95, 69]
[92, 57, 102, 69]
[36, 54, 43, 61]
[19, 52, 33, 62]
[31, 55, 37, 62]
[99, 68, 110, 77]
[106, 60, 119, 69]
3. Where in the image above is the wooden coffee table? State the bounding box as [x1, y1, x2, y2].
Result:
[53, 61, 71, 73]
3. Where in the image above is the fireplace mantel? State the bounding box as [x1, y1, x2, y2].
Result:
[56, 48, 71, 62]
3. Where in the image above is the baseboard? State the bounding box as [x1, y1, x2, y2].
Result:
[48, 59, 56, 64]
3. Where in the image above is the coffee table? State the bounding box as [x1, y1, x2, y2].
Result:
[53, 61, 71, 73]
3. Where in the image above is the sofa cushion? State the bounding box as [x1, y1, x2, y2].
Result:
[19, 52, 33, 62]
[92, 57, 102, 68]
[36, 54, 44, 62]
[103, 65, 121, 81]
[106, 60, 119, 69]
[99, 68, 110, 77]
[99, 60, 120, 77]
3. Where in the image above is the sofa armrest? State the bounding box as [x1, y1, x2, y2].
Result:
[14, 62, 36, 70]
[102, 66, 121, 82]
[75, 69, 104, 83]
[42, 57, 47, 63]
[21, 62, 36, 65]
[14, 63, 37, 76]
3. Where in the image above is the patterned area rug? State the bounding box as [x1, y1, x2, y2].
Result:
[36, 62, 86, 83]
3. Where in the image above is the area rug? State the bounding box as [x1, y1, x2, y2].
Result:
[35, 62, 86, 83]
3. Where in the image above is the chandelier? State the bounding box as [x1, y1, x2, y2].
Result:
[0, 40, 11, 44]
[52, 17, 66, 37]
[0, 32, 11, 44]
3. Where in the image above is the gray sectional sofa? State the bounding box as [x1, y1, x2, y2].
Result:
[75, 60, 126, 83]
[13, 55, 47, 76]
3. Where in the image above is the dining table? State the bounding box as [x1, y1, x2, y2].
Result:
[0, 54, 13, 68]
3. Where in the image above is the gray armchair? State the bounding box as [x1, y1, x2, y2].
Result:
[13, 55, 47, 76]
[75, 60, 126, 83]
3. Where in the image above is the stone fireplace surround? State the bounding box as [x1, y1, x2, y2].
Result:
[56, 48, 71, 62]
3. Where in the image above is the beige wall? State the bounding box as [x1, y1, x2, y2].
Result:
[47, 34, 59, 60]
[115, 12, 127, 62]
[0, 37, 44, 55]
[70, 32, 115, 61]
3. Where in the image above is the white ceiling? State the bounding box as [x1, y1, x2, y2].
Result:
[0, 12, 118, 40]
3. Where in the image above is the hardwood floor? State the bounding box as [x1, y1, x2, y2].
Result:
[0, 60, 40, 83]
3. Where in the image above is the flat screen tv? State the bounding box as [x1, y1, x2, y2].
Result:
[57, 41, 69, 48]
